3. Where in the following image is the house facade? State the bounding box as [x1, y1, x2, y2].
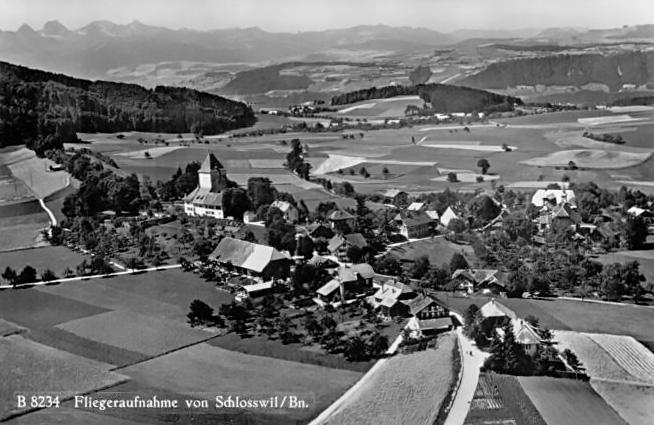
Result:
[184, 154, 228, 218]
[270, 200, 299, 223]
[208, 237, 292, 281]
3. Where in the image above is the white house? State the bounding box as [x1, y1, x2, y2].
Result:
[184, 154, 228, 218]
[270, 200, 299, 223]
[531, 189, 576, 208]
[440, 206, 460, 227]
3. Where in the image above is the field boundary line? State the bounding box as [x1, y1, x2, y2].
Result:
[434, 329, 464, 425]
[557, 296, 654, 309]
[0, 264, 182, 290]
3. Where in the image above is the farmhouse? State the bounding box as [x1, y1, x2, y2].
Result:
[394, 211, 432, 239]
[316, 264, 374, 304]
[208, 237, 292, 281]
[327, 233, 368, 262]
[380, 189, 408, 206]
[440, 206, 461, 227]
[536, 201, 582, 232]
[327, 209, 356, 232]
[183, 154, 228, 218]
[627, 206, 653, 224]
[235, 281, 275, 302]
[270, 200, 299, 223]
[531, 189, 576, 208]
[368, 280, 417, 317]
[451, 269, 503, 295]
[479, 299, 543, 355]
[406, 296, 453, 338]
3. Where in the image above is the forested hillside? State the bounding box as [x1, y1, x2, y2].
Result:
[330, 83, 521, 113]
[460, 51, 654, 91]
[0, 61, 256, 154]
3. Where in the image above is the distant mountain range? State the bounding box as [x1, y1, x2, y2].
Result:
[2, 20, 654, 81]
[0, 21, 454, 78]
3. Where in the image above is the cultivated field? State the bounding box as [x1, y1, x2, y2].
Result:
[464, 373, 546, 425]
[522, 149, 650, 169]
[518, 376, 629, 425]
[0, 335, 127, 420]
[590, 381, 654, 425]
[122, 342, 361, 421]
[335, 96, 424, 117]
[0, 213, 50, 251]
[0, 318, 24, 337]
[325, 332, 456, 425]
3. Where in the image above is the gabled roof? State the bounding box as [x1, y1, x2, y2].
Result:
[627, 206, 653, 217]
[239, 281, 274, 293]
[209, 237, 289, 273]
[317, 279, 340, 296]
[452, 269, 498, 284]
[350, 263, 375, 279]
[199, 153, 223, 172]
[328, 209, 354, 221]
[381, 189, 406, 199]
[512, 318, 542, 345]
[372, 280, 414, 308]
[271, 200, 295, 213]
[415, 317, 453, 331]
[344, 233, 368, 248]
[531, 189, 576, 207]
[440, 206, 460, 227]
[407, 202, 425, 211]
[479, 299, 516, 320]
[403, 295, 443, 316]
[185, 187, 223, 206]
[552, 202, 581, 224]
[399, 211, 432, 227]
[425, 210, 439, 220]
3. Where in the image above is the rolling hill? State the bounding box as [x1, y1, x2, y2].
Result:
[0, 61, 255, 153]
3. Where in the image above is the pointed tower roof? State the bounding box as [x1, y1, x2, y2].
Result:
[199, 153, 223, 172]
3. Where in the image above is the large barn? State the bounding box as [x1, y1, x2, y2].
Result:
[209, 237, 292, 281]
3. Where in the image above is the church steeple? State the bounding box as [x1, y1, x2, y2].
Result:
[198, 153, 226, 191]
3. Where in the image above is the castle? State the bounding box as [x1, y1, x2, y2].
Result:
[183, 153, 228, 218]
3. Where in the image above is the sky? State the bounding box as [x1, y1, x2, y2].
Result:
[1, 0, 654, 33]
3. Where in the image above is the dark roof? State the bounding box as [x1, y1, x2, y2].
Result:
[344, 233, 368, 248]
[403, 295, 443, 316]
[199, 153, 223, 172]
[416, 317, 453, 331]
[401, 212, 432, 227]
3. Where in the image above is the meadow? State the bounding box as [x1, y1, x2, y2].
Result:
[590, 380, 654, 425]
[325, 333, 456, 425]
[121, 342, 361, 422]
[388, 237, 475, 266]
[0, 246, 87, 278]
[0, 335, 128, 420]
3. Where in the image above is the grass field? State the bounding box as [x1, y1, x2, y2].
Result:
[0, 318, 24, 337]
[56, 310, 214, 356]
[518, 376, 628, 425]
[0, 335, 127, 420]
[0, 213, 49, 251]
[434, 294, 654, 346]
[326, 332, 456, 425]
[0, 246, 87, 278]
[7, 153, 70, 198]
[590, 380, 654, 425]
[597, 250, 654, 284]
[464, 373, 546, 425]
[121, 342, 361, 421]
[388, 237, 475, 266]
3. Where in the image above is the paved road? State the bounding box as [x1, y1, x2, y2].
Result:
[444, 314, 489, 425]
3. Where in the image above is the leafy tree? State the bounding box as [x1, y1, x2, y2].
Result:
[447, 172, 458, 183]
[17, 266, 37, 285]
[187, 299, 215, 326]
[222, 188, 250, 220]
[247, 177, 277, 210]
[411, 255, 431, 279]
[447, 218, 467, 234]
[477, 158, 490, 174]
[369, 332, 389, 357]
[622, 215, 648, 250]
[344, 336, 368, 361]
[470, 195, 501, 224]
[1, 266, 17, 285]
[449, 252, 469, 271]
[40, 269, 58, 282]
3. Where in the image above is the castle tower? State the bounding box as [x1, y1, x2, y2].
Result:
[198, 153, 226, 192]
